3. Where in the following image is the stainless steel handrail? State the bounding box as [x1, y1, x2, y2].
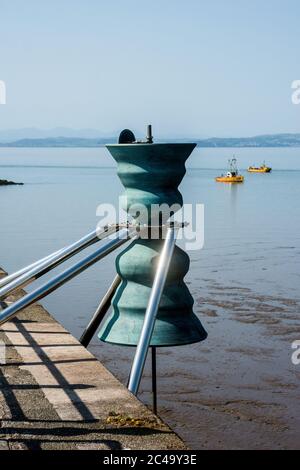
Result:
[128, 227, 177, 395]
[0, 249, 64, 289]
[0, 225, 118, 301]
[0, 229, 133, 326]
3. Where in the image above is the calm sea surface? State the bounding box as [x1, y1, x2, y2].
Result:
[0, 147, 299, 449]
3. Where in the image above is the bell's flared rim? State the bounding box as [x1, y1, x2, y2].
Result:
[105, 143, 197, 148]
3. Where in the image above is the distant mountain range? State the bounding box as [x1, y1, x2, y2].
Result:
[197, 134, 300, 148]
[1, 131, 300, 148]
[0, 137, 109, 148]
[0, 127, 106, 143]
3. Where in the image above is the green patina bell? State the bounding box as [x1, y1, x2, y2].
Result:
[98, 128, 207, 347]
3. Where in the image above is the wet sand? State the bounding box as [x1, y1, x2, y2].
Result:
[90, 281, 300, 449]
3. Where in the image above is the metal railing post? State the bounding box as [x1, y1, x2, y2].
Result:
[128, 227, 177, 395]
[80, 274, 121, 347]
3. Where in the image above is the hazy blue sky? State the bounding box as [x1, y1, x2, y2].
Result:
[0, 0, 300, 137]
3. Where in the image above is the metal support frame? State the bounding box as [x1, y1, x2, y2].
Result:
[0, 225, 119, 301]
[79, 233, 141, 347]
[151, 346, 157, 415]
[128, 227, 177, 397]
[0, 249, 64, 289]
[0, 221, 182, 416]
[80, 274, 122, 347]
[0, 228, 135, 326]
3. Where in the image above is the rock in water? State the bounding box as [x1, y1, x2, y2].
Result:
[0, 179, 24, 186]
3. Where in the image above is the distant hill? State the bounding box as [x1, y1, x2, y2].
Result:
[1, 133, 300, 148]
[0, 127, 105, 143]
[0, 137, 109, 148]
[196, 134, 300, 148]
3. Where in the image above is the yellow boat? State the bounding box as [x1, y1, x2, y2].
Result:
[215, 158, 244, 183]
[248, 161, 272, 173]
[215, 174, 244, 183]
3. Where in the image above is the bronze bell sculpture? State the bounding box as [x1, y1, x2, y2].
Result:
[98, 127, 207, 347]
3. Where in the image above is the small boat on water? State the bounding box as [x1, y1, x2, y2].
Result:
[247, 161, 272, 173]
[215, 158, 244, 183]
